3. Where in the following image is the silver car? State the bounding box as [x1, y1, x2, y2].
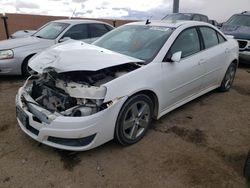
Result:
[10, 30, 36, 39]
[0, 19, 114, 76]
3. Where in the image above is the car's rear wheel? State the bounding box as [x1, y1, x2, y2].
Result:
[115, 94, 153, 146]
[219, 63, 236, 92]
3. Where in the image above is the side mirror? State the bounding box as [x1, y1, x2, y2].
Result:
[171, 51, 182, 62]
[58, 37, 71, 43]
[218, 22, 224, 28]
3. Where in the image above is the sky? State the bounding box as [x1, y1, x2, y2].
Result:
[0, 0, 250, 22]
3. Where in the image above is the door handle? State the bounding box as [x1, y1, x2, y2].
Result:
[198, 59, 206, 65]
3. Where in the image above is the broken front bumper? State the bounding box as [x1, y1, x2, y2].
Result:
[16, 87, 127, 151]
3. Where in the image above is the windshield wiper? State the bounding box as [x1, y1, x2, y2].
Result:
[35, 35, 43, 39]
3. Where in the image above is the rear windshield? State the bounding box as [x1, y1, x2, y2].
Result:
[162, 13, 192, 21]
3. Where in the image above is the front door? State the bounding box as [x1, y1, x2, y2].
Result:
[160, 27, 206, 111]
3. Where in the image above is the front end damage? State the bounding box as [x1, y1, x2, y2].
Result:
[16, 63, 142, 150]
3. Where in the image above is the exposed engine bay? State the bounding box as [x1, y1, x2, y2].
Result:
[24, 63, 142, 117]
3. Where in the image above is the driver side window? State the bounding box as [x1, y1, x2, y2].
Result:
[62, 24, 89, 40]
[168, 28, 201, 59]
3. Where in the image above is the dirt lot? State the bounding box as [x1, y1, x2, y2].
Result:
[0, 65, 250, 188]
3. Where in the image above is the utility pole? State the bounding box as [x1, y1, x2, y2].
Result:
[173, 0, 180, 13]
[1, 13, 10, 39]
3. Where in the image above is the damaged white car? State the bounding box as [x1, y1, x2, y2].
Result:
[16, 21, 239, 151]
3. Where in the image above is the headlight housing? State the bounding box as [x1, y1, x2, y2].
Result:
[0, 50, 14, 60]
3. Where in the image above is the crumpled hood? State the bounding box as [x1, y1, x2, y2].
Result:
[221, 25, 250, 40]
[29, 41, 144, 73]
[0, 36, 51, 50]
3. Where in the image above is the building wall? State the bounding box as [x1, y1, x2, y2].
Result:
[0, 13, 135, 40]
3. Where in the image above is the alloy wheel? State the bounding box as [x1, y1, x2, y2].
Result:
[122, 101, 150, 140]
[224, 65, 236, 90]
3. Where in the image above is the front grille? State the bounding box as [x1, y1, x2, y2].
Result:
[48, 134, 96, 147]
[237, 40, 248, 49]
[17, 105, 39, 136]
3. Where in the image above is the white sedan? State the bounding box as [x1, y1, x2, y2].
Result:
[16, 20, 239, 151]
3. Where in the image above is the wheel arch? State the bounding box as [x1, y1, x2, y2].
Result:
[128, 90, 159, 119]
[231, 59, 238, 67]
[21, 53, 36, 75]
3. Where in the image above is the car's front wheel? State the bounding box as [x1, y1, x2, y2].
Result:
[22, 55, 35, 77]
[219, 62, 237, 92]
[115, 94, 153, 146]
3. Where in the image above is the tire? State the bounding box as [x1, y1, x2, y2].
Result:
[219, 63, 237, 92]
[115, 94, 153, 146]
[21, 55, 34, 77]
[244, 150, 250, 181]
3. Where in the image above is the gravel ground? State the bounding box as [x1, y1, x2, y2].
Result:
[0, 65, 250, 188]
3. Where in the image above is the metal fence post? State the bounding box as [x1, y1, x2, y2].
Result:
[1, 13, 10, 39]
[173, 0, 180, 13]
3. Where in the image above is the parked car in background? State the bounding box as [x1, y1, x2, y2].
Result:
[16, 20, 238, 151]
[220, 11, 250, 63]
[10, 30, 36, 39]
[0, 19, 114, 76]
[162, 13, 209, 23]
[209, 20, 219, 27]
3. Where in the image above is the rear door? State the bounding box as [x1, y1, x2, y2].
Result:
[198, 26, 228, 89]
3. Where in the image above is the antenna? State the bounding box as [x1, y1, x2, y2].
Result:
[145, 16, 152, 25]
[70, 8, 77, 19]
[146, 19, 151, 25]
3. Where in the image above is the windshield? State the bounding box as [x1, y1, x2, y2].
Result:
[162, 13, 192, 21]
[93, 25, 174, 62]
[226, 15, 250, 27]
[33, 22, 70, 39]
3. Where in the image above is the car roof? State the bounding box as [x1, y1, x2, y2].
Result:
[126, 20, 210, 28]
[166, 13, 208, 17]
[234, 14, 250, 16]
[51, 19, 111, 25]
[240, 11, 250, 15]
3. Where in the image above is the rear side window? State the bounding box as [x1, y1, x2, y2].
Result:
[200, 27, 219, 49]
[89, 24, 110, 38]
[193, 15, 201, 21]
[169, 28, 200, 58]
[63, 24, 88, 40]
[200, 15, 208, 22]
[217, 32, 226, 43]
[105, 24, 114, 31]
